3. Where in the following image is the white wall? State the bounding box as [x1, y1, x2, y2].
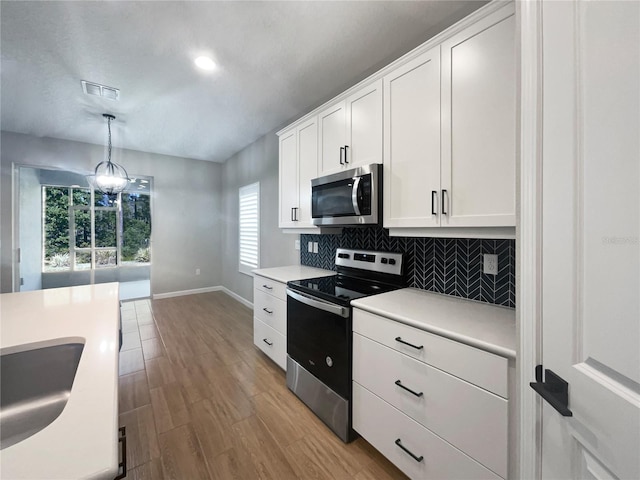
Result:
[220, 128, 299, 303]
[0, 131, 223, 295]
[18, 167, 42, 291]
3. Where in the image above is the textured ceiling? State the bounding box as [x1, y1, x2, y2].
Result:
[1, 1, 486, 163]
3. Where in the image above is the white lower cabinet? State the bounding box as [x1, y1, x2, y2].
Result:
[353, 383, 501, 480]
[253, 274, 288, 370]
[352, 308, 509, 479]
[253, 318, 286, 370]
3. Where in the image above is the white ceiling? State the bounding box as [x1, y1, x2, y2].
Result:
[1, 1, 486, 163]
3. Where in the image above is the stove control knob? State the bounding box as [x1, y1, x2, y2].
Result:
[388, 258, 396, 265]
[381, 258, 388, 264]
[326, 356, 333, 367]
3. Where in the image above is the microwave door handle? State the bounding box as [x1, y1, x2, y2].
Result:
[351, 177, 362, 216]
[286, 288, 350, 318]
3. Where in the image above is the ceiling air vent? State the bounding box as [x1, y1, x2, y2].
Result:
[81, 80, 120, 101]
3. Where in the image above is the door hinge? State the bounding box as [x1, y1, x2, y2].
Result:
[530, 364, 573, 417]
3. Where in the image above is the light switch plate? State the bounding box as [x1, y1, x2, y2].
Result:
[313, 242, 319, 254]
[308, 241, 313, 253]
[294, 240, 300, 250]
[483, 254, 498, 275]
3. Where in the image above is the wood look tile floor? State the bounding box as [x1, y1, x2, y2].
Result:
[118, 293, 408, 480]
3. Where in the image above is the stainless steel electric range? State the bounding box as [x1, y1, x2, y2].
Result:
[285, 248, 405, 442]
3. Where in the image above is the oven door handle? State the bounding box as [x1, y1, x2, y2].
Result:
[286, 288, 350, 318]
[351, 176, 362, 216]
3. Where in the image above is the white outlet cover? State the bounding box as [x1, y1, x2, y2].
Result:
[483, 254, 498, 275]
[313, 242, 319, 254]
[294, 240, 300, 250]
[308, 241, 313, 253]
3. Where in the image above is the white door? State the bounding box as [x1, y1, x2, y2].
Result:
[440, 3, 516, 228]
[539, 1, 640, 479]
[296, 117, 318, 227]
[318, 100, 346, 176]
[383, 47, 441, 229]
[278, 128, 298, 228]
[345, 79, 382, 169]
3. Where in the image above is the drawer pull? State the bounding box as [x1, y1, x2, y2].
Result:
[114, 426, 127, 479]
[262, 284, 273, 290]
[395, 380, 423, 398]
[263, 307, 273, 314]
[395, 438, 424, 463]
[395, 337, 424, 350]
[263, 338, 273, 346]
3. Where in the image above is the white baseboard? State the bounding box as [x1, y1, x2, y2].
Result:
[218, 286, 253, 310]
[152, 285, 253, 310]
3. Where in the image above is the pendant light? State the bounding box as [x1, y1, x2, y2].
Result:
[90, 113, 130, 195]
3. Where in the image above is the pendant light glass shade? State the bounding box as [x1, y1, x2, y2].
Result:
[89, 114, 130, 195]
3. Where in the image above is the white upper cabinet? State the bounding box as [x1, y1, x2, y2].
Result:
[319, 80, 383, 176]
[440, 6, 516, 227]
[278, 117, 318, 228]
[278, 128, 298, 228]
[383, 47, 441, 229]
[383, 3, 515, 234]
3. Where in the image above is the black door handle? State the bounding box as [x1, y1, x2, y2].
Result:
[530, 365, 573, 416]
[431, 191, 437, 215]
[263, 338, 273, 346]
[395, 336, 424, 350]
[441, 189, 448, 215]
[395, 380, 424, 397]
[395, 438, 423, 463]
[339, 147, 345, 165]
[344, 145, 349, 163]
[114, 426, 127, 480]
[263, 308, 273, 314]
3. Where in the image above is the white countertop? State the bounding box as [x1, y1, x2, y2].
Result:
[253, 265, 335, 283]
[351, 288, 516, 359]
[0, 283, 120, 479]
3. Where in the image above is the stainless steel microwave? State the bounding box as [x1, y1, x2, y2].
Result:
[311, 164, 381, 226]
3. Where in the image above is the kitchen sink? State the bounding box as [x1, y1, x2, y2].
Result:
[0, 342, 84, 450]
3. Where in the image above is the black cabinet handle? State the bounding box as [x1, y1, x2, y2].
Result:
[262, 285, 273, 290]
[530, 365, 573, 416]
[114, 426, 127, 480]
[290, 207, 294, 221]
[340, 147, 345, 165]
[431, 191, 437, 215]
[263, 338, 273, 346]
[395, 380, 424, 397]
[263, 307, 273, 314]
[294, 207, 298, 221]
[344, 145, 349, 164]
[395, 438, 423, 463]
[441, 189, 448, 215]
[395, 336, 424, 350]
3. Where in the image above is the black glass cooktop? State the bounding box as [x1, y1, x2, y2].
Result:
[287, 274, 402, 307]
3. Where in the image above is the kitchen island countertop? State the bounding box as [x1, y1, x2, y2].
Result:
[0, 283, 120, 479]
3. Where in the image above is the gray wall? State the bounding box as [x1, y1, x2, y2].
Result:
[220, 128, 299, 302]
[1, 131, 223, 295]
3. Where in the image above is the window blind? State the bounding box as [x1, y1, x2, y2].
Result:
[239, 182, 260, 275]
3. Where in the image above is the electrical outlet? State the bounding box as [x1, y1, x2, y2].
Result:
[294, 240, 300, 250]
[308, 242, 313, 253]
[313, 242, 319, 254]
[195, 268, 201, 275]
[483, 254, 498, 275]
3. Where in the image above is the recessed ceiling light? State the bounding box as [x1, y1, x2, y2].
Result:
[194, 56, 216, 71]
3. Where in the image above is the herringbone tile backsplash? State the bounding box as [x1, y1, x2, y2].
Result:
[300, 227, 515, 308]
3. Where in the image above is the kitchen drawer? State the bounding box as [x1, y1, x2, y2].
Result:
[353, 333, 507, 478]
[253, 288, 286, 335]
[353, 308, 508, 398]
[253, 275, 287, 301]
[253, 318, 286, 370]
[353, 382, 501, 480]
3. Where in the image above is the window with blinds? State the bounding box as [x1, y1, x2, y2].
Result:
[239, 182, 260, 275]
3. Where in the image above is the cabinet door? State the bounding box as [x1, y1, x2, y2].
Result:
[440, 6, 516, 227]
[297, 117, 318, 226]
[345, 79, 383, 169]
[278, 128, 298, 228]
[318, 100, 346, 176]
[383, 47, 441, 229]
